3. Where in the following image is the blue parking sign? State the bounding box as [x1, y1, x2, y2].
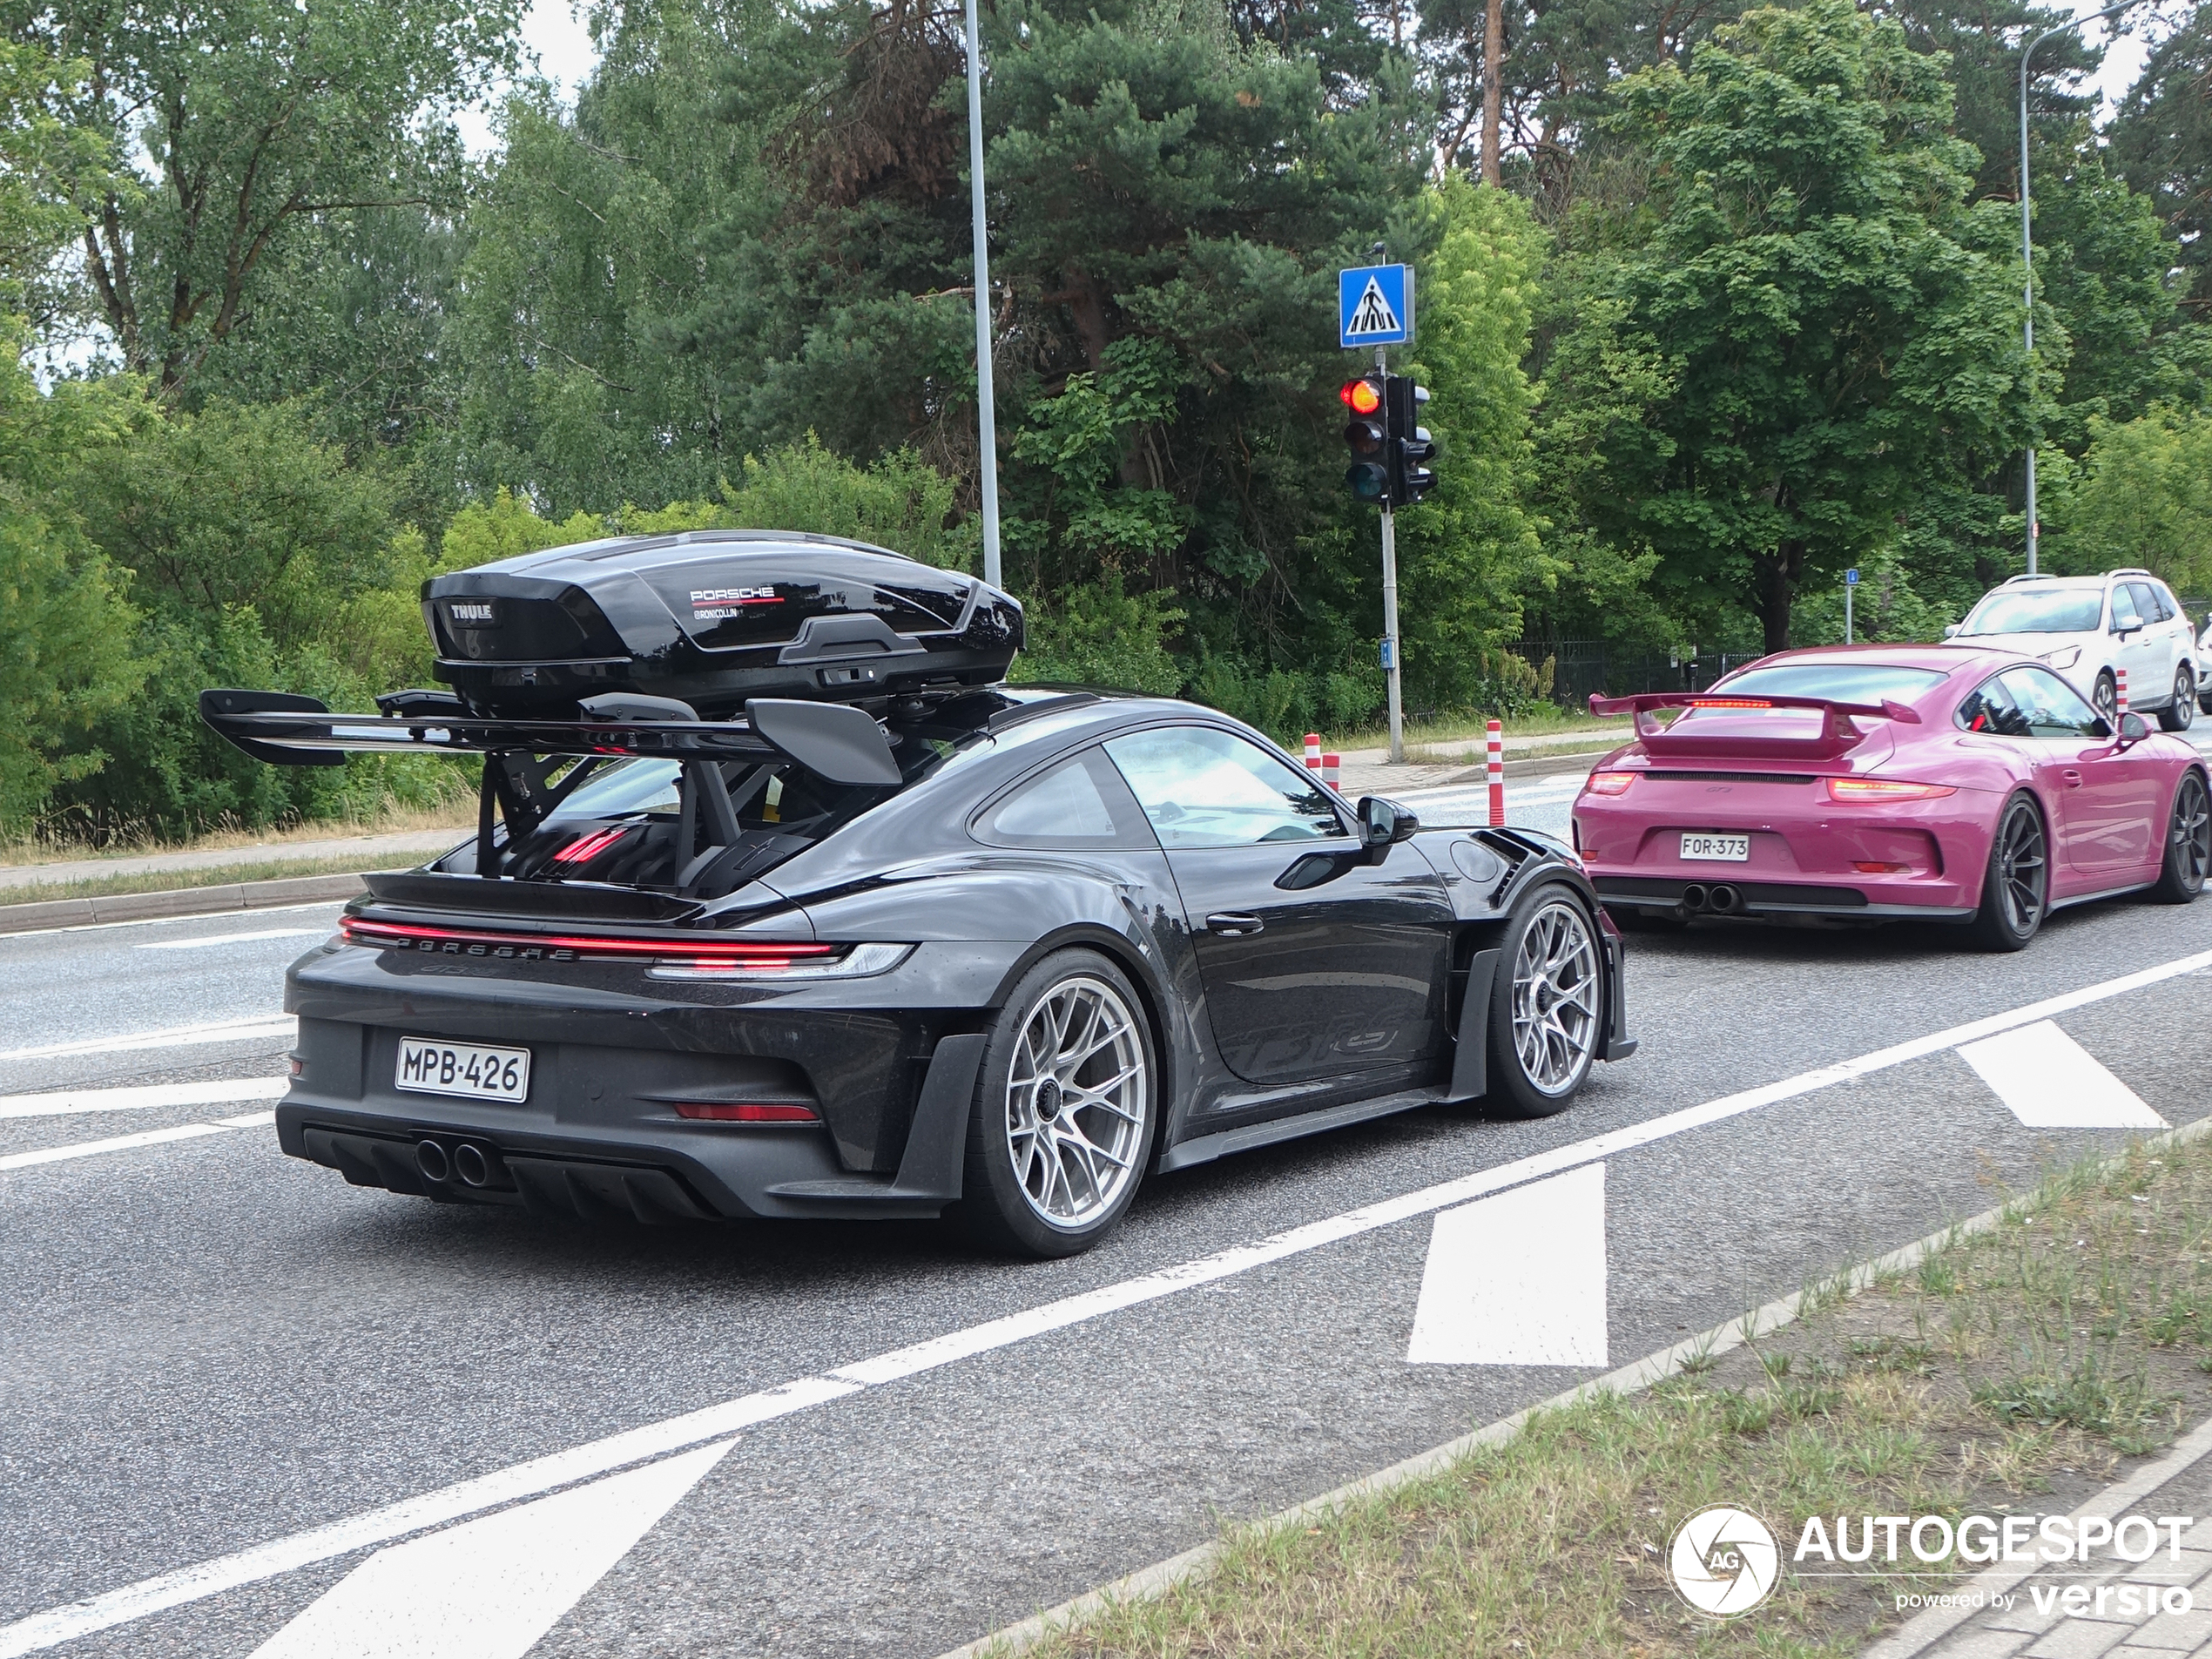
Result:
[1340, 265, 1413, 347]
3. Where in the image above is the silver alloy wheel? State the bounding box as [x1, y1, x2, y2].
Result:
[1003, 974, 1148, 1229]
[2174, 669, 2197, 730]
[2094, 673, 2119, 726]
[1994, 799, 2047, 934]
[1510, 900, 1602, 1096]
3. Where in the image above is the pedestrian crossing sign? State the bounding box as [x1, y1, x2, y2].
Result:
[1339, 264, 1413, 347]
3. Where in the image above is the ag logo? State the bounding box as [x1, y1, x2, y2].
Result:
[1669, 1505, 1779, 1616]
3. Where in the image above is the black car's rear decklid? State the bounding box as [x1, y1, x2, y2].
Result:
[361, 871, 706, 924]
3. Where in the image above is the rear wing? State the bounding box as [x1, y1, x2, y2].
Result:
[1587, 691, 1922, 761]
[199, 687, 903, 883]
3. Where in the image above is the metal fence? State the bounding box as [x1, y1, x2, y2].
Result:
[1506, 639, 1770, 711]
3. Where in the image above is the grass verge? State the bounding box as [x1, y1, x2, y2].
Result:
[1001, 1136, 2212, 1658]
[0, 799, 476, 870]
[0, 854, 395, 906]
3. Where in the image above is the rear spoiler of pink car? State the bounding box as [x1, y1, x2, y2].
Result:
[1587, 691, 1922, 761]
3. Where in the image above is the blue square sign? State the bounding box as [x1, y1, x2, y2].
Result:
[1339, 264, 1413, 347]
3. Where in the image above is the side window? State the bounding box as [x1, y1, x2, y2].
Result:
[1995, 666, 2104, 738]
[1956, 676, 2029, 738]
[2111, 585, 2144, 631]
[1103, 726, 1346, 849]
[973, 748, 1155, 848]
[2138, 582, 2176, 624]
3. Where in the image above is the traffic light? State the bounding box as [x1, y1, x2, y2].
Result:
[1340, 376, 1389, 504]
[1386, 375, 1435, 507]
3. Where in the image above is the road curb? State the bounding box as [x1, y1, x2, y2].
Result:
[939, 1113, 2212, 1659]
[0, 873, 371, 936]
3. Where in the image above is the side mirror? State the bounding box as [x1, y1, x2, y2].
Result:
[2116, 711, 2151, 749]
[1358, 796, 1420, 855]
[1942, 624, 1960, 640]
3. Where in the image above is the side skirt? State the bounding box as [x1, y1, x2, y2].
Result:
[1157, 1084, 1448, 1174]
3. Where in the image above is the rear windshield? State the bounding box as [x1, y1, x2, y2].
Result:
[1708, 664, 1947, 705]
[438, 738, 968, 898]
[1961, 589, 2105, 635]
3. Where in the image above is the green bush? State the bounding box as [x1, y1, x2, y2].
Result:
[1012, 573, 1186, 695]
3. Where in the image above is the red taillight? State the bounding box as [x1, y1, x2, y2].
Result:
[1583, 770, 1636, 796]
[672, 1102, 819, 1123]
[1825, 777, 1957, 803]
[339, 915, 834, 964]
[1853, 860, 1912, 873]
[552, 826, 627, 864]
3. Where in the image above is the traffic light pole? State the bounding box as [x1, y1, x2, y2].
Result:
[1377, 346, 1404, 765]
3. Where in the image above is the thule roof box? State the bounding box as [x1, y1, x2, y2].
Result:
[422, 529, 1022, 718]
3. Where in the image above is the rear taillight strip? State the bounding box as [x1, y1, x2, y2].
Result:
[340, 916, 834, 962]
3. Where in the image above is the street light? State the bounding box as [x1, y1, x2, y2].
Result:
[2018, 0, 2139, 576]
[963, 0, 1002, 589]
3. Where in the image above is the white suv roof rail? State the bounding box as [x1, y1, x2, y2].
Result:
[2109, 568, 2155, 580]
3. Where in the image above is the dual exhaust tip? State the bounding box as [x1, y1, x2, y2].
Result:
[1679, 882, 1742, 915]
[416, 1138, 505, 1189]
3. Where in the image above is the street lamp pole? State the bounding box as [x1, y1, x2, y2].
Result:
[2018, 0, 2136, 577]
[963, 0, 1002, 589]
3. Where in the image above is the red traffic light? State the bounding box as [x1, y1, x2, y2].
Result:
[1339, 378, 1382, 415]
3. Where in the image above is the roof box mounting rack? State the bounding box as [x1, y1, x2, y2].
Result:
[422, 531, 1022, 718]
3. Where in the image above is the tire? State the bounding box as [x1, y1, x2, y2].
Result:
[2093, 671, 2119, 729]
[2161, 667, 2197, 732]
[2148, 769, 2211, 904]
[1968, 792, 2050, 952]
[956, 948, 1157, 1258]
[2199, 690, 2212, 717]
[1487, 884, 1605, 1117]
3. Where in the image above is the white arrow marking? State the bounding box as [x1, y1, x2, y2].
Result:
[1406, 1163, 1608, 1366]
[247, 1439, 736, 1659]
[1956, 1020, 2167, 1129]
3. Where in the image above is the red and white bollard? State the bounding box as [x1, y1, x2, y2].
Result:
[1487, 719, 1506, 826]
[2116, 669, 2130, 719]
[1322, 752, 1340, 792]
[1304, 732, 1322, 773]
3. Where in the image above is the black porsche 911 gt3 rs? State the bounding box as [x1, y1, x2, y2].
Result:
[202, 532, 1635, 1256]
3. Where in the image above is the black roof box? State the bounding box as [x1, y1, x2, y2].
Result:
[422, 530, 1022, 717]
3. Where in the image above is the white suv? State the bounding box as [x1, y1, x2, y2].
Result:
[1946, 570, 2198, 732]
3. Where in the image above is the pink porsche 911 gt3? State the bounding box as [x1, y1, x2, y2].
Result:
[1572, 646, 2211, 950]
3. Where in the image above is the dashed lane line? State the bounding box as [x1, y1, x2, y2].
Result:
[5, 946, 2207, 1657]
[0, 1111, 275, 1173]
[0, 1077, 288, 1121]
[0, 1015, 294, 1064]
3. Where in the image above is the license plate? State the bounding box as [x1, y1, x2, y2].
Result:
[395, 1037, 530, 1103]
[1680, 833, 1750, 862]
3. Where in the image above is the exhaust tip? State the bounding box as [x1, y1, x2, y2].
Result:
[415, 1140, 450, 1183]
[1709, 884, 1740, 914]
[452, 1142, 492, 1188]
[1682, 883, 1709, 912]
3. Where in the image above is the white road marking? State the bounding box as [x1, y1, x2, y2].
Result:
[0, 900, 343, 943]
[0, 1015, 294, 1063]
[0, 1077, 287, 1120]
[215, 1110, 278, 1129]
[246, 1440, 734, 1659]
[6, 944, 2210, 1658]
[1957, 1020, 2168, 1129]
[0, 1123, 235, 1172]
[136, 929, 321, 951]
[1406, 1163, 1608, 1366]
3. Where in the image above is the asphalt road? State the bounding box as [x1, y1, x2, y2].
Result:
[6, 768, 2212, 1659]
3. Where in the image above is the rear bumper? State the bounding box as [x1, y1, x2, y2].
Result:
[1593, 875, 1974, 921]
[278, 1027, 987, 1222]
